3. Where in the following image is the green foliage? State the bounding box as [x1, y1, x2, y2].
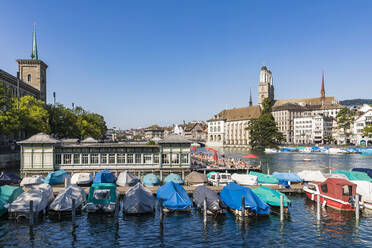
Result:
[133, 134, 143, 141]
[116, 134, 127, 140]
[146, 140, 156, 145]
[247, 98, 284, 150]
[362, 124, 372, 137]
[47, 103, 80, 138]
[336, 107, 355, 138]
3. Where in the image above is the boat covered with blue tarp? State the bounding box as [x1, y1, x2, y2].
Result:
[142, 173, 161, 186]
[164, 173, 184, 184]
[93, 169, 116, 184]
[44, 170, 70, 185]
[0, 172, 22, 186]
[157, 182, 192, 211]
[220, 182, 270, 216]
[272, 172, 302, 183]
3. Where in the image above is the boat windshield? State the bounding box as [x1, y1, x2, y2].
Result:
[342, 185, 353, 196]
[93, 189, 111, 200]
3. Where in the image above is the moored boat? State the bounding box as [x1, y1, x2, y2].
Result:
[185, 171, 207, 186]
[0, 172, 22, 186]
[231, 173, 258, 186]
[142, 173, 161, 187]
[122, 183, 155, 214]
[352, 168, 372, 180]
[208, 172, 232, 186]
[157, 182, 192, 212]
[116, 171, 139, 187]
[20, 175, 44, 187]
[249, 171, 279, 185]
[93, 169, 116, 184]
[220, 182, 270, 217]
[44, 170, 71, 185]
[298, 170, 326, 182]
[84, 183, 118, 214]
[304, 178, 357, 211]
[49, 185, 86, 217]
[252, 186, 290, 213]
[333, 170, 372, 182]
[7, 184, 54, 220]
[164, 173, 184, 185]
[71, 173, 93, 186]
[193, 185, 226, 215]
[0, 185, 23, 217]
[353, 180, 372, 210]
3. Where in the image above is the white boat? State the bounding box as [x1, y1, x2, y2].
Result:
[208, 173, 232, 186]
[7, 184, 54, 220]
[353, 180, 372, 210]
[49, 185, 87, 212]
[116, 171, 139, 187]
[71, 173, 92, 186]
[20, 175, 44, 187]
[297, 170, 326, 182]
[265, 148, 279, 153]
[231, 173, 258, 186]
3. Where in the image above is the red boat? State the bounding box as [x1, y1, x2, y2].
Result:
[303, 178, 357, 211]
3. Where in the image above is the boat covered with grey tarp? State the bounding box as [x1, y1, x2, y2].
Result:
[116, 171, 140, 187]
[122, 183, 155, 214]
[7, 184, 54, 220]
[193, 185, 226, 214]
[49, 185, 87, 212]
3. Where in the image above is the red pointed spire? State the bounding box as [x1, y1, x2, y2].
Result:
[321, 71, 325, 99]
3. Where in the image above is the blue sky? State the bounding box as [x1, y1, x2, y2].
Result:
[1, 1, 372, 129]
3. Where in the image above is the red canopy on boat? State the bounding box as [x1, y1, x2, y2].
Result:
[243, 154, 260, 159]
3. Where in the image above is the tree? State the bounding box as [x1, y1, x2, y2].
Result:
[362, 124, 372, 138]
[336, 107, 355, 142]
[75, 107, 107, 139]
[247, 98, 284, 150]
[0, 82, 19, 136]
[46, 103, 80, 138]
[15, 95, 50, 137]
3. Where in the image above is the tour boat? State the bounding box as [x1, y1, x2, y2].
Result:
[157, 182, 192, 212]
[304, 178, 357, 211]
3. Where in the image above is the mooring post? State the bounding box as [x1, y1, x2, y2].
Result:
[203, 169, 206, 176]
[241, 196, 245, 220]
[72, 198, 76, 221]
[216, 172, 220, 187]
[267, 166, 270, 175]
[182, 170, 185, 181]
[356, 194, 360, 221]
[65, 177, 70, 188]
[280, 195, 284, 222]
[160, 170, 163, 182]
[316, 194, 321, 222]
[246, 168, 249, 174]
[159, 199, 163, 226]
[114, 195, 120, 222]
[29, 200, 34, 226]
[203, 197, 207, 224]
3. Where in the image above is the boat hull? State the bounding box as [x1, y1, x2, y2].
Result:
[304, 192, 355, 211]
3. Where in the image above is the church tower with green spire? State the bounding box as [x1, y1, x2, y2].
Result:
[17, 24, 48, 101]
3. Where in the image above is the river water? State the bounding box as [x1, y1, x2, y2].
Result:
[1, 152, 372, 247]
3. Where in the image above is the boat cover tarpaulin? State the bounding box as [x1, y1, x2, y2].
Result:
[249, 171, 279, 184]
[297, 170, 326, 182]
[50, 185, 86, 211]
[44, 170, 70, 185]
[123, 183, 155, 214]
[116, 171, 139, 187]
[88, 183, 116, 205]
[93, 169, 116, 184]
[193, 185, 225, 211]
[71, 173, 92, 185]
[231, 173, 258, 186]
[0, 173, 21, 185]
[333, 170, 372, 182]
[252, 186, 290, 207]
[157, 182, 192, 210]
[0, 185, 23, 216]
[272, 172, 302, 182]
[220, 182, 270, 215]
[142, 173, 161, 186]
[353, 180, 372, 202]
[185, 171, 207, 185]
[352, 168, 372, 179]
[164, 173, 184, 184]
[20, 175, 44, 187]
[7, 184, 54, 213]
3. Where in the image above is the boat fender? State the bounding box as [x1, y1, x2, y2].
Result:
[311, 194, 314, 201]
[322, 200, 327, 208]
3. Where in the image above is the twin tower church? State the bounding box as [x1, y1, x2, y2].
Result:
[0, 25, 47, 102]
